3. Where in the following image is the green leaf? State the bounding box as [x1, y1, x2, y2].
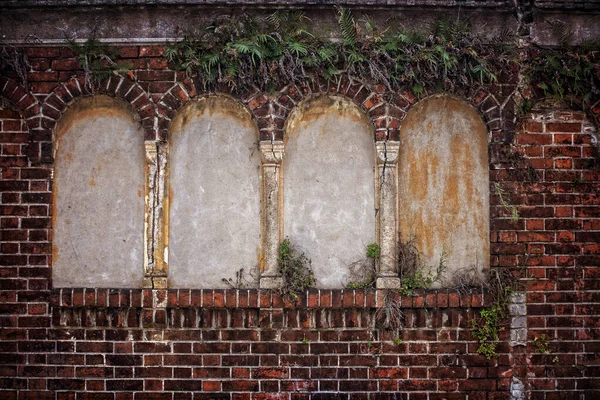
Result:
[288, 41, 308, 57]
[337, 6, 357, 46]
[412, 82, 424, 96]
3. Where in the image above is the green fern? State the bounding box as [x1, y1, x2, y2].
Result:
[337, 7, 358, 46]
[288, 41, 308, 57]
[165, 13, 522, 94]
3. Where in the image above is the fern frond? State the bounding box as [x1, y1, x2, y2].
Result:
[337, 6, 358, 46]
[288, 41, 308, 57]
[232, 42, 251, 54]
[547, 19, 573, 46]
[265, 10, 286, 29]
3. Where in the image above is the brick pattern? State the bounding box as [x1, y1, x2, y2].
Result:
[0, 98, 53, 398]
[514, 111, 600, 399]
[19, 289, 500, 399]
[1, 45, 600, 398]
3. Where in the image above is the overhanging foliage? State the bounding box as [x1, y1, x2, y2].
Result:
[164, 9, 516, 95]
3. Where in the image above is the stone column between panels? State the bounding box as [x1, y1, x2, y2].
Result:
[375, 141, 401, 289]
[259, 140, 284, 289]
[143, 141, 168, 289]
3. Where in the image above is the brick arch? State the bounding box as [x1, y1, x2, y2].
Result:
[271, 78, 386, 141]
[389, 86, 504, 140]
[0, 76, 40, 129]
[40, 75, 156, 145]
[156, 78, 267, 141]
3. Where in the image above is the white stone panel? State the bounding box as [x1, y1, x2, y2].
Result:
[169, 96, 260, 288]
[284, 95, 376, 288]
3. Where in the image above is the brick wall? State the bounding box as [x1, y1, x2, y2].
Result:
[1, 45, 599, 399]
[516, 111, 600, 399]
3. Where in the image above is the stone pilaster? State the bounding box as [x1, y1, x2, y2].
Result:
[143, 141, 168, 289]
[259, 140, 285, 289]
[375, 141, 401, 289]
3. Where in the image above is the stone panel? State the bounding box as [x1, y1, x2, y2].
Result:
[398, 95, 490, 283]
[169, 96, 260, 288]
[53, 96, 145, 288]
[284, 95, 375, 288]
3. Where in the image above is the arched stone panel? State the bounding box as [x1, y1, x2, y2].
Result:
[284, 95, 376, 288]
[53, 96, 145, 288]
[398, 95, 490, 283]
[168, 95, 261, 288]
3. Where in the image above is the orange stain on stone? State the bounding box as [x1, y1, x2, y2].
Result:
[398, 95, 490, 275]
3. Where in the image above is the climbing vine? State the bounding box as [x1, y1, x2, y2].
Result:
[471, 267, 522, 359]
[2, 11, 597, 108]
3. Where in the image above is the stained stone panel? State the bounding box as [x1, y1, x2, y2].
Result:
[53, 96, 145, 288]
[398, 95, 490, 283]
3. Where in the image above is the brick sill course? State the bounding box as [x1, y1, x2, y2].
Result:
[50, 288, 493, 309]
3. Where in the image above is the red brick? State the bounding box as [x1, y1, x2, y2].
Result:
[25, 47, 60, 58]
[546, 122, 581, 132]
[139, 46, 165, 57]
[521, 120, 544, 132]
[50, 59, 80, 71]
[518, 134, 552, 145]
[119, 47, 139, 58]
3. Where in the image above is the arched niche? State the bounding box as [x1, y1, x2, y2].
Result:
[53, 95, 145, 288]
[284, 95, 376, 288]
[398, 95, 490, 283]
[168, 95, 261, 288]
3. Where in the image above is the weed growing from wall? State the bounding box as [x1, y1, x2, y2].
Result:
[448, 266, 489, 293]
[68, 39, 131, 93]
[277, 238, 315, 298]
[346, 243, 379, 289]
[397, 237, 447, 295]
[366, 243, 381, 260]
[471, 267, 522, 359]
[222, 268, 254, 289]
[533, 334, 551, 354]
[524, 20, 600, 108]
[375, 291, 403, 330]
